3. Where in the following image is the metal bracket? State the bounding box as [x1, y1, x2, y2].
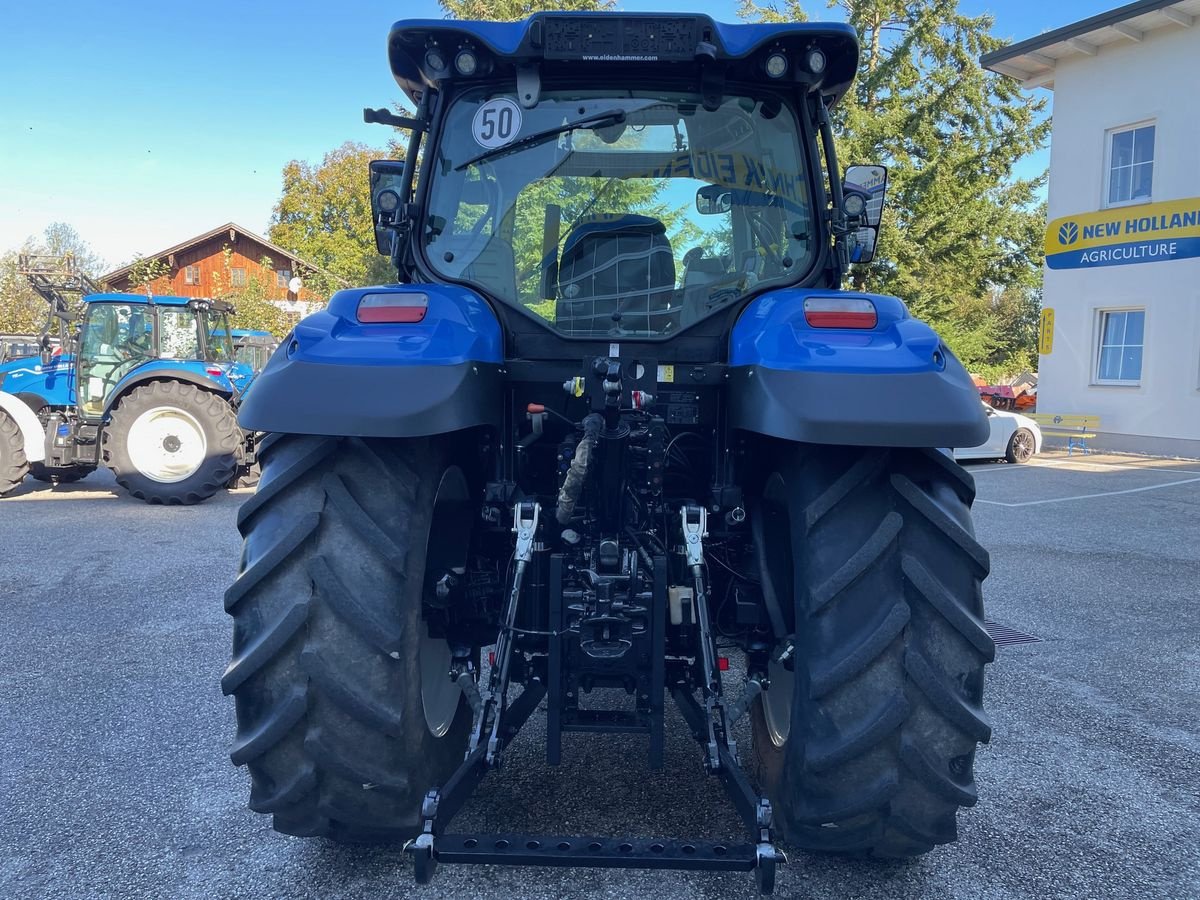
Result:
[513, 501, 539, 563]
[516, 64, 541, 108]
[681, 505, 708, 568]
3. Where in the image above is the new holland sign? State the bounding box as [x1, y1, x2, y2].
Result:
[1044, 197, 1200, 270]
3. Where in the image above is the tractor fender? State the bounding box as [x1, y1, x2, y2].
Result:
[238, 285, 504, 437]
[0, 354, 75, 409]
[103, 363, 233, 419]
[0, 391, 46, 462]
[727, 289, 988, 448]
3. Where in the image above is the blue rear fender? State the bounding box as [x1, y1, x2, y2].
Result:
[237, 285, 505, 437]
[728, 288, 988, 448]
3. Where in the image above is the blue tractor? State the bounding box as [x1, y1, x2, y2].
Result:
[224, 13, 992, 894]
[0, 259, 256, 502]
[229, 329, 279, 377]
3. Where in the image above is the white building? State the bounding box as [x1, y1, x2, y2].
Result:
[983, 0, 1200, 457]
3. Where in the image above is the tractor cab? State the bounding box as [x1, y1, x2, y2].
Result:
[367, 14, 885, 348]
[75, 295, 239, 419]
[229, 329, 279, 375]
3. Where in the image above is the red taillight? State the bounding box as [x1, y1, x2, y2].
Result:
[803, 297, 877, 329]
[357, 292, 428, 323]
[718, 657, 730, 672]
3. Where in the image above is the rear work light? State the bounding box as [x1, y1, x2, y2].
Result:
[803, 296, 877, 329]
[357, 292, 428, 323]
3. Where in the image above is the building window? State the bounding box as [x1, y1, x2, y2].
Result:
[1106, 123, 1154, 207]
[184, 265, 201, 285]
[1096, 309, 1144, 384]
[230, 267, 247, 288]
[276, 268, 292, 289]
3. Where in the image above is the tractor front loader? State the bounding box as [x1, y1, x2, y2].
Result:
[224, 13, 994, 894]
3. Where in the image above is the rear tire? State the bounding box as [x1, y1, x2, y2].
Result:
[104, 381, 240, 505]
[751, 446, 994, 857]
[1005, 428, 1035, 464]
[223, 433, 472, 842]
[0, 409, 29, 495]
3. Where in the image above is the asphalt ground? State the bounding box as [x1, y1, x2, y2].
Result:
[2, 451, 1198, 899]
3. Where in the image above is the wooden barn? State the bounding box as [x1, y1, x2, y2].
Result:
[101, 222, 344, 312]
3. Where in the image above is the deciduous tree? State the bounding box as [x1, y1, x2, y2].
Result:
[438, 0, 613, 19]
[268, 142, 396, 293]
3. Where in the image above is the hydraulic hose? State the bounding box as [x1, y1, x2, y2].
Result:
[556, 413, 603, 525]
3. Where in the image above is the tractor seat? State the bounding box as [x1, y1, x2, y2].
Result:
[679, 255, 731, 328]
[557, 215, 677, 335]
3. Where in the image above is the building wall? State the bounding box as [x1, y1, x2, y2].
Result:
[1041, 24, 1200, 457]
[107, 232, 322, 305]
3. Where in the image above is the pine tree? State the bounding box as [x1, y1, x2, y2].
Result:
[742, 0, 1049, 373]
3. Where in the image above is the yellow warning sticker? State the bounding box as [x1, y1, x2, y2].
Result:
[657, 365, 675, 383]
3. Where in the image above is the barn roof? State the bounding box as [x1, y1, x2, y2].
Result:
[101, 222, 347, 287]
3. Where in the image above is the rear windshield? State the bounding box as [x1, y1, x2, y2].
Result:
[425, 88, 816, 338]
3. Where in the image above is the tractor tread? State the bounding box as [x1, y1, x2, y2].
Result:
[321, 472, 410, 574]
[792, 772, 900, 824]
[0, 409, 30, 495]
[808, 601, 910, 698]
[753, 446, 992, 859]
[220, 599, 310, 695]
[300, 646, 407, 738]
[229, 686, 307, 766]
[248, 762, 318, 813]
[237, 436, 336, 529]
[901, 554, 996, 660]
[804, 694, 910, 773]
[226, 434, 470, 843]
[811, 511, 903, 612]
[915, 447, 978, 504]
[303, 728, 412, 794]
[307, 555, 405, 655]
[891, 473, 990, 576]
[904, 647, 993, 743]
[223, 513, 320, 612]
[899, 734, 979, 807]
[803, 449, 889, 530]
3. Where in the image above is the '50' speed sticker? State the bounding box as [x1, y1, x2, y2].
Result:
[472, 98, 522, 149]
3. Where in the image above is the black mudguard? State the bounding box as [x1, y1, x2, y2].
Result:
[728, 364, 988, 448]
[237, 357, 503, 438]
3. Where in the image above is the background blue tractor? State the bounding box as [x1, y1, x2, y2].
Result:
[0, 255, 256, 502]
[229, 329, 279, 377]
[224, 13, 992, 894]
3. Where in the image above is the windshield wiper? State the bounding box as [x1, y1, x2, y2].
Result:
[454, 110, 627, 171]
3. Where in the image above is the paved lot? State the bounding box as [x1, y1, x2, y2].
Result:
[2, 452, 1199, 899]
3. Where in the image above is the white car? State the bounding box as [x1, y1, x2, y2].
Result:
[955, 403, 1042, 463]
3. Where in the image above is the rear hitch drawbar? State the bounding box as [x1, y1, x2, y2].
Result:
[406, 501, 783, 894]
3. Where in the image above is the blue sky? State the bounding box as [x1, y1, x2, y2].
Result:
[0, 0, 1108, 270]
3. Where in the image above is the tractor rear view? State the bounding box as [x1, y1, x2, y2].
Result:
[0, 255, 256, 503]
[224, 13, 993, 894]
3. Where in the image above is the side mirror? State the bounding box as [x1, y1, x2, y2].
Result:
[369, 160, 408, 255]
[696, 184, 732, 216]
[842, 164, 888, 264]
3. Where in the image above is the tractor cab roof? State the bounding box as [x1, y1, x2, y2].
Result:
[82, 293, 236, 313]
[388, 13, 858, 106]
